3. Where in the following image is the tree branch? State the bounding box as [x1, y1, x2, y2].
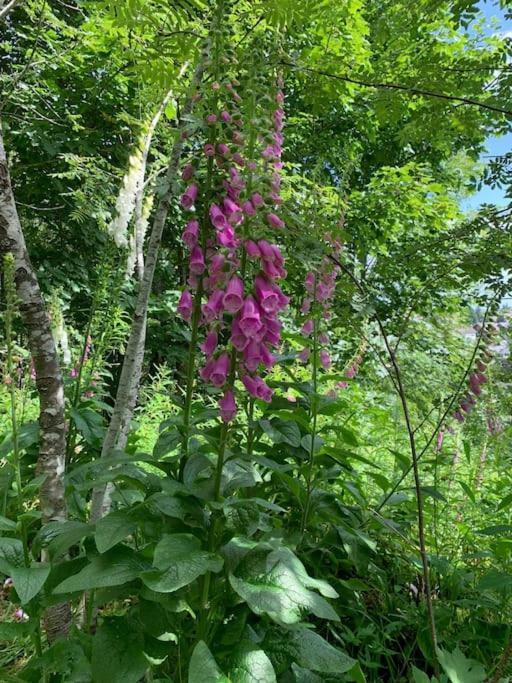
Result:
[281, 60, 512, 117]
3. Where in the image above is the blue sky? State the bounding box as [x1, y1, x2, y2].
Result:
[462, 0, 511, 209]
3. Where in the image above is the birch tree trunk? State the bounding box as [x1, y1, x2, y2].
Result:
[0, 124, 71, 640]
[90, 55, 207, 522]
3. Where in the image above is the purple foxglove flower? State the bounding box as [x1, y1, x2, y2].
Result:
[204, 143, 216, 157]
[70, 368, 78, 378]
[182, 164, 195, 181]
[255, 274, 279, 314]
[209, 204, 229, 230]
[243, 340, 262, 372]
[273, 283, 289, 310]
[189, 246, 205, 275]
[180, 184, 198, 210]
[14, 608, 28, 621]
[270, 244, 284, 264]
[301, 320, 314, 337]
[298, 348, 310, 363]
[217, 226, 238, 248]
[257, 240, 274, 261]
[263, 318, 281, 346]
[238, 296, 262, 336]
[242, 374, 259, 399]
[247, 161, 258, 172]
[276, 91, 285, 104]
[177, 290, 193, 321]
[209, 253, 226, 273]
[300, 298, 311, 315]
[336, 380, 348, 390]
[223, 198, 243, 225]
[200, 330, 218, 356]
[206, 114, 218, 124]
[202, 290, 224, 322]
[476, 372, 487, 384]
[255, 376, 273, 402]
[260, 344, 275, 368]
[251, 193, 264, 208]
[210, 353, 230, 387]
[242, 200, 256, 217]
[262, 260, 282, 280]
[220, 110, 231, 123]
[231, 318, 250, 351]
[345, 364, 357, 379]
[320, 350, 331, 369]
[269, 192, 283, 205]
[305, 272, 316, 292]
[267, 213, 285, 229]
[223, 275, 244, 313]
[232, 131, 244, 145]
[219, 390, 237, 423]
[224, 182, 241, 201]
[217, 143, 230, 158]
[319, 332, 329, 344]
[182, 220, 199, 249]
[229, 167, 245, 189]
[262, 145, 277, 159]
[476, 360, 487, 372]
[200, 357, 216, 382]
[454, 411, 465, 423]
[232, 152, 245, 166]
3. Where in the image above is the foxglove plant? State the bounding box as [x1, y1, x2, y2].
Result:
[452, 320, 497, 425]
[177, 65, 288, 453]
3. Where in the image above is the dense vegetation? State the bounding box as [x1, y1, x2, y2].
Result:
[0, 1, 511, 681]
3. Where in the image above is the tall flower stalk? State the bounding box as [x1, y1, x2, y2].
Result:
[176, 39, 288, 637]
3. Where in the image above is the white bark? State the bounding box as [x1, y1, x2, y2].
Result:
[90, 58, 206, 522]
[133, 89, 174, 280]
[0, 124, 71, 639]
[0, 0, 23, 21]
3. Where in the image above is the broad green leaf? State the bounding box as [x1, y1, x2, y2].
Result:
[339, 426, 359, 447]
[33, 521, 93, 560]
[0, 515, 16, 531]
[11, 563, 50, 604]
[0, 619, 35, 641]
[146, 493, 191, 520]
[412, 667, 432, 683]
[153, 427, 182, 458]
[54, 546, 149, 593]
[70, 406, 105, 445]
[260, 418, 302, 447]
[230, 547, 338, 625]
[0, 537, 25, 573]
[289, 628, 356, 674]
[95, 508, 138, 553]
[345, 661, 367, 683]
[0, 421, 39, 456]
[189, 641, 230, 683]
[478, 570, 512, 593]
[291, 664, 323, 682]
[92, 617, 147, 683]
[436, 647, 486, 683]
[141, 534, 223, 593]
[229, 645, 276, 683]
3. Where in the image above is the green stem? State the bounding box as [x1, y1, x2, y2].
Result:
[300, 301, 319, 539]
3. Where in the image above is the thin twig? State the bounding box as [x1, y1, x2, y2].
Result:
[281, 60, 512, 117]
